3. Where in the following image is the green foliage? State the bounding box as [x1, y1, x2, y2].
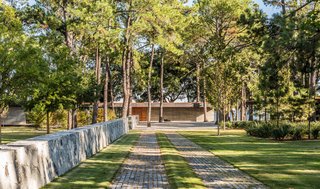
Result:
[272, 123, 292, 140]
[245, 122, 273, 138]
[25, 104, 47, 127]
[291, 126, 305, 140]
[243, 121, 320, 140]
[311, 122, 320, 139]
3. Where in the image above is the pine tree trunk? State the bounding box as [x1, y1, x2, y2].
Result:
[223, 104, 226, 130]
[104, 58, 109, 122]
[236, 100, 239, 121]
[67, 110, 72, 130]
[108, 67, 115, 112]
[127, 50, 133, 116]
[281, 0, 286, 14]
[159, 54, 164, 123]
[217, 95, 220, 136]
[264, 95, 267, 122]
[147, 44, 155, 127]
[203, 76, 208, 122]
[241, 83, 246, 121]
[122, 13, 131, 118]
[196, 62, 201, 102]
[122, 49, 129, 118]
[93, 47, 101, 124]
[0, 115, 2, 144]
[249, 103, 254, 121]
[72, 108, 77, 128]
[46, 111, 50, 134]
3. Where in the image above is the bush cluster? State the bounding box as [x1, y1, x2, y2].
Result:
[245, 121, 320, 140]
[219, 121, 256, 129]
[220, 121, 320, 140]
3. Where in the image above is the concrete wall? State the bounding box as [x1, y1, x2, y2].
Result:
[0, 117, 137, 189]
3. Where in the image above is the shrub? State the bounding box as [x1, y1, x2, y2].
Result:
[291, 126, 305, 140]
[312, 126, 320, 139]
[233, 121, 256, 129]
[245, 122, 273, 138]
[272, 123, 292, 140]
[218, 121, 232, 129]
[258, 122, 274, 138]
[26, 104, 47, 128]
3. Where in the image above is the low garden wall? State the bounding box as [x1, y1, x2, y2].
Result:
[0, 116, 138, 189]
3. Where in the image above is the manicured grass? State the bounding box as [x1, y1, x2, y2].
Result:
[156, 133, 206, 189]
[180, 129, 320, 189]
[43, 131, 140, 189]
[0, 126, 63, 144]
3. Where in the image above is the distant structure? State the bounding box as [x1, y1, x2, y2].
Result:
[109, 102, 214, 122]
[0, 107, 27, 126]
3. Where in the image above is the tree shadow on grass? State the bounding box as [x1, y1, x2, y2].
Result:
[180, 131, 320, 189]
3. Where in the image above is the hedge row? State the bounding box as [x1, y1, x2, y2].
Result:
[220, 121, 320, 140]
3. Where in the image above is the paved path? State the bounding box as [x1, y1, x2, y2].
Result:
[166, 133, 266, 189]
[111, 132, 169, 189]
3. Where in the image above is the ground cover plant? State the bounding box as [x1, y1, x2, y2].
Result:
[180, 130, 320, 189]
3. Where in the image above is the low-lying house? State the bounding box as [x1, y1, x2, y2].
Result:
[112, 102, 214, 122]
[0, 106, 28, 126]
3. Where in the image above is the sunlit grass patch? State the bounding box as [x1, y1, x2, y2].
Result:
[1, 126, 64, 144]
[157, 133, 205, 189]
[180, 129, 320, 189]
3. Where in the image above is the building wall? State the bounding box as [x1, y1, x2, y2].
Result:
[0, 107, 27, 126]
[133, 107, 214, 122]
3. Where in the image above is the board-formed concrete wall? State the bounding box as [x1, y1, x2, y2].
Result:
[0, 117, 138, 189]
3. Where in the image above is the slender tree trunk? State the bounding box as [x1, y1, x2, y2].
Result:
[196, 62, 201, 102]
[108, 67, 115, 112]
[122, 13, 131, 118]
[217, 93, 221, 136]
[276, 97, 280, 127]
[104, 58, 109, 122]
[264, 95, 267, 122]
[62, 2, 75, 130]
[249, 102, 254, 121]
[236, 100, 239, 121]
[67, 110, 72, 130]
[281, 0, 286, 14]
[159, 54, 164, 123]
[223, 106, 226, 130]
[127, 49, 133, 116]
[0, 115, 2, 144]
[46, 111, 50, 134]
[241, 82, 246, 121]
[93, 47, 101, 124]
[72, 108, 77, 128]
[147, 44, 155, 127]
[203, 77, 208, 122]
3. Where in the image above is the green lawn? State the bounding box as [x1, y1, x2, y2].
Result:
[1, 126, 63, 144]
[180, 130, 320, 189]
[157, 133, 206, 189]
[44, 131, 140, 189]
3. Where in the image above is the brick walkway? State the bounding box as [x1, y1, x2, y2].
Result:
[111, 132, 169, 189]
[166, 133, 267, 189]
